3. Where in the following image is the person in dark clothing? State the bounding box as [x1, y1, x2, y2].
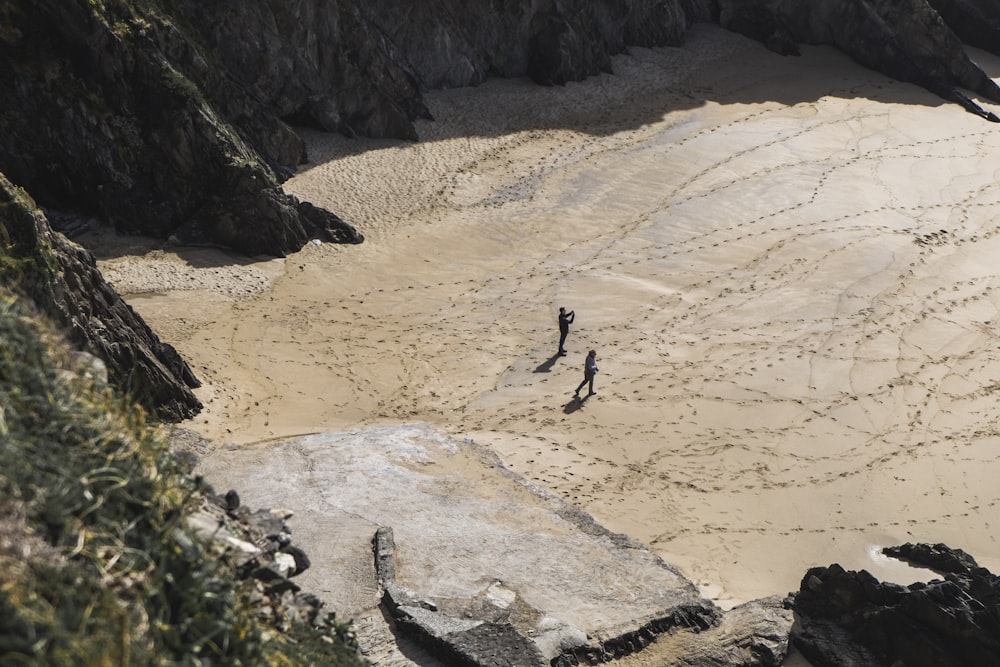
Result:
[575, 349, 598, 397]
[558, 307, 575, 356]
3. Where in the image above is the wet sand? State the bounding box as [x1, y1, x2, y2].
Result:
[95, 24, 1000, 613]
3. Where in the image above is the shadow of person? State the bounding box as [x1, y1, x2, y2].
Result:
[563, 396, 586, 414]
[534, 353, 562, 373]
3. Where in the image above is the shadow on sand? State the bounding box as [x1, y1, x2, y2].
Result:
[534, 353, 563, 373]
[563, 395, 590, 414]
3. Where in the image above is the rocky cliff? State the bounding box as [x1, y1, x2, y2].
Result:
[0, 173, 201, 420]
[720, 0, 1000, 120]
[0, 0, 364, 258]
[3, 0, 1000, 262]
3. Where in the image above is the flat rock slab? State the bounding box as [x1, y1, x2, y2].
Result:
[197, 423, 712, 658]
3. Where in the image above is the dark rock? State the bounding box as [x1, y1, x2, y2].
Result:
[4, 0, 1000, 262]
[926, 0, 1000, 54]
[0, 172, 201, 421]
[245, 508, 294, 547]
[225, 489, 242, 513]
[395, 605, 549, 667]
[717, 0, 799, 56]
[361, 0, 699, 90]
[723, 0, 1000, 121]
[281, 544, 312, 576]
[527, 6, 613, 86]
[0, 0, 365, 258]
[791, 544, 1000, 667]
[883, 541, 980, 574]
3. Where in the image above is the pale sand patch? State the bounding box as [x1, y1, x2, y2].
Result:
[104, 24, 1000, 614]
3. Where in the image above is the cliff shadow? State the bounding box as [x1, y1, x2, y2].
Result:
[77, 221, 270, 270]
[296, 23, 1000, 170]
[78, 25, 1000, 261]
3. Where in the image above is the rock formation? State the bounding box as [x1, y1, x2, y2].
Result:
[791, 543, 1000, 667]
[720, 0, 1000, 121]
[927, 0, 1000, 53]
[373, 526, 792, 667]
[0, 0, 363, 258]
[0, 172, 201, 420]
[3, 0, 1000, 260]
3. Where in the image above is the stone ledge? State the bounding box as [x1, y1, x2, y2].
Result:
[373, 526, 722, 667]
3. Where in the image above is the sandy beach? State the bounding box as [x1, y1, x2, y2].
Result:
[94, 22, 1000, 619]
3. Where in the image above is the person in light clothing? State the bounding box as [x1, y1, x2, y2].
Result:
[575, 349, 598, 397]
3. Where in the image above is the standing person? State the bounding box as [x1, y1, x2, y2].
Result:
[575, 349, 598, 398]
[558, 306, 575, 356]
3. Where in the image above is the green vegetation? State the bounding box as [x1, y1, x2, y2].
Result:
[0, 293, 367, 666]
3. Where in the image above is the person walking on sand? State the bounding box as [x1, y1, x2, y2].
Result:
[575, 349, 598, 398]
[558, 306, 575, 356]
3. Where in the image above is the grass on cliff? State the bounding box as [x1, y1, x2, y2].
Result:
[0, 292, 366, 667]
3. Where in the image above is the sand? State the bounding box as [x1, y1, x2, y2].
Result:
[95, 23, 1000, 616]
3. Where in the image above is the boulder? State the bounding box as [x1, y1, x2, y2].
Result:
[791, 543, 1000, 667]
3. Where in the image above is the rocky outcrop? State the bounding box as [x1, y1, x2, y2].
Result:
[926, 0, 1000, 53]
[373, 526, 791, 667]
[167, 0, 431, 143]
[4, 0, 1000, 260]
[0, 0, 363, 258]
[721, 0, 1000, 121]
[168, 429, 361, 657]
[356, 0, 704, 89]
[791, 543, 1000, 667]
[189, 485, 335, 633]
[0, 172, 201, 420]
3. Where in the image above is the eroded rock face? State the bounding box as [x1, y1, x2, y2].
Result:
[927, 0, 1000, 52]
[791, 543, 1000, 667]
[3, 0, 1000, 259]
[721, 0, 1000, 120]
[168, 0, 431, 142]
[0, 172, 201, 421]
[357, 0, 701, 89]
[0, 0, 363, 258]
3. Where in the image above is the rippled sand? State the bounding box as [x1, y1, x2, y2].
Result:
[101, 24, 1000, 610]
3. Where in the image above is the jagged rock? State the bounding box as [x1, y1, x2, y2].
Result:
[0, 0, 363, 257]
[791, 544, 1000, 667]
[884, 541, 981, 574]
[4, 0, 1000, 261]
[169, 0, 431, 142]
[357, 0, 700, 89]
[190, 482, 346, 638]
[926, 0, 1000, 53]
[722, 0, 1000, 120]
[281, 545, 312, 575]
[716, 0, 799, 55]
[640, 596, 792, 667]
[0, 172, 201, 420]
